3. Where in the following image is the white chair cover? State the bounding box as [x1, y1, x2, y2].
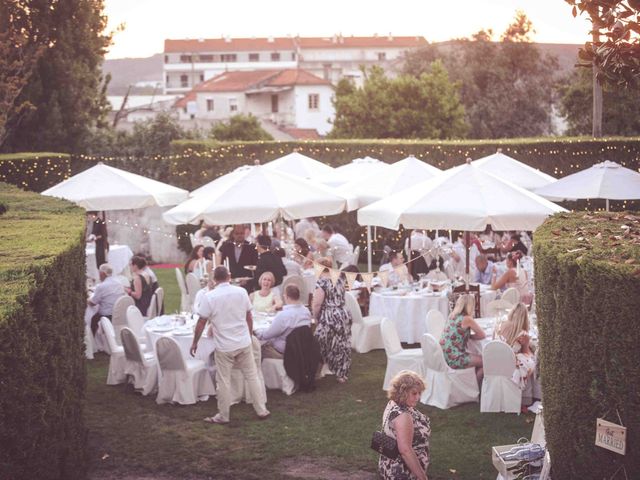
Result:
[420, 334, 479, 409]
[261, 358, 295, 395]
[112, 295, 134, 346]
[185, 272, 200, 311]
[501, 287, 520, 305]
[425, 310, 445, 340]
[155, 336, 216, 405]
[121, 327, 157, 395]
[480, 340, 521, 413]
[99, 317, 126, 385]
[147, 286, 164, 319]
[84, 323, 95, 359]
[346, 293, 384, 353]
[175, 268, 190, 312]
[126, 305, 146, 337]
[381, 318, 424, 390]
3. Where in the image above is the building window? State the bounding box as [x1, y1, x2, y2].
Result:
[199, 73, 204, 82]
[322, 63, 332, 80]
[291, 52, 296, 60]
[271, 94, 278, 113]
[165, 75, 169, 85]
[308, 94, 319, 111]
[377, 52, 386, 61]
[229, 98, 238, 112]
[271, 52, 280, 61]
[221, 54, 237, 62]
[199, 54, 213, 62]
[180, 74, 189, 88]
[180, 54, 192, 63]
[206, 99, 214, 112]
[249, 53, 259, 62]
[164, 55, 169, 63]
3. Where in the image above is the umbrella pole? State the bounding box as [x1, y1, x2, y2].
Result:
[465, 230, 470, 290]
[606, 198, 610, 212]
[367, 225, 372, 273]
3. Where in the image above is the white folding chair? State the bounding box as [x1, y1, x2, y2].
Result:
[480, 340, 521, 413]
[111, 295, 134, 346]
[147, 286, 164, 319]
[501, 287, 520, 305]
[380, 318, 424, 390]
[346, 292, 384, 353]
[125, 305, 150, 350]
[120, 327, 157, 395]
[262, 358, 295, 396]
[425, 310, 445, 340]
[485, 299, 514, 317]
[175, 268, 190, 312]
[420, 333, 479, 409]
[155, 336, 216, 405]
[350, 245, 360, 266]
[99, 317, 127, 385]
[185, 272, 200, 311]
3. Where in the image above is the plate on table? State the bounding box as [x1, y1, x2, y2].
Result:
[150, 325, 173, 333]
[245, 265, 257, 271]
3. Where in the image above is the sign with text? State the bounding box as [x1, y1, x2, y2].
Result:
[595, 418, 626, 455]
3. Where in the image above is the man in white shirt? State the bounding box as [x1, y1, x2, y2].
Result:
[450, 235, 479, 279]
[191, 266, 270, 424]
[321, 224, 352, 266]
[255, 285, 311, 359]
[379, 251, 411, 287]
[87, 263, 125, 335]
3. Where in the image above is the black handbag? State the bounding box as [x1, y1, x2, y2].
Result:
[370, 407, 399, 459]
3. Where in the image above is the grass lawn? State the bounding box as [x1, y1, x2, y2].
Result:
[85, 267, 532, 480]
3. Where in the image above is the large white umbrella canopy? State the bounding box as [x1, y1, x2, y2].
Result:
[262, 151, 335, 180]
[163, 164, 354, 225]
[471, 149, 556, 191]
[318, 156, 391, 187]
[41, 162, 188, 210]
[358, 160, 566, 232]
[534, 160, 640, 208]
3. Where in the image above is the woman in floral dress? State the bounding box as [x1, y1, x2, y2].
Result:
[379, 371, 431, 480]
[440, 294, 486, 384]
[311, 257, 352, 383]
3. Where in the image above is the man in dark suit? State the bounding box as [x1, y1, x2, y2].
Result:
[253, 234, 287, 290]
[219, 225, 258, 290]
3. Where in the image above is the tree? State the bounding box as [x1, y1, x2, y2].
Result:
[565, 0, 640, 88]
[329, 62, 468, 139]
[559, 67, 640, 135]
[1, 0, 112, 153]
[209, 114, 273, 141]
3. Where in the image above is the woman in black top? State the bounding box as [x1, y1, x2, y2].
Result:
[127, 256, 153, 316]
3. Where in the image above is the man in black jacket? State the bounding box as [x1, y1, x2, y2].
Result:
[219, 225, 259, 289]
[253, 234, 287, 290]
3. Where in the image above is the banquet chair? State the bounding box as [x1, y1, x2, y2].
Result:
[426, 269, 448, 281]
[380, 318, 424, 390]
[262, 359, 296, 396]
[425, 310, 445, 340]
[480, 340, 521, 413]
[99, 317, 126, 385]
[485, 299, 514, 318]
[346, 291, 384, 353]
[125, 305, 150, 350]
[147, 287, 164, 319]
[349, 245, 360, 267]
[501, 287, 520, 306]
[175, 268, 190, 312]
[420, 333, 479, 409]
[111, 295, 135, 346]
[185, 272, 201, 311]
[120, 327, 157, 395]
[155, 336, 216, 405]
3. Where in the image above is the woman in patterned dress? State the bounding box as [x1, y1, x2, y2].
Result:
[311, 257, 352, 383]
[440, 294, 486, 385]
[378, 371, 431, 480]
[496, 303, 536, 391]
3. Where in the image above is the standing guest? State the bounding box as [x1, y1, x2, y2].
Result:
[87, 263, 125, 335]
[474, 255, 494, 285]
[295, 217, 320, 240]
[491, 252, 532, 304]
[87, 211, 108, 269]
[127, 256, 154, 316]
[311, 258, 352, 383]
[253, 234, 287, 289]
[314, 238, 331, 260]
[201, 246, 216, 278]
[304, 228, 319, 253]
[378, 371, 430, 480]
[450, 234, 480, 279]
[255, 285, 311, 359]
[496, 303, 536, 393]
[440, 294, 486, 385]
[509, 233, 529, 256]
[293, 238, 314, 269]
[275, 247, 303, 276]
[250, 271, 283, 313]
[321, 224, 353, 266]
[219, 225, 259, 283]
[191, 266, 270, 424]
[379, 251, 411, 287]
[195, 223, 221, 242]
[184, 245, 204, 275]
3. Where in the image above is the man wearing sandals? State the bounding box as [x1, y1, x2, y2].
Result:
[191, 266, 270, 424]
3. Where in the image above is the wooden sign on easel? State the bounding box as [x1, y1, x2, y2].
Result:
[595, 418, 627, 455]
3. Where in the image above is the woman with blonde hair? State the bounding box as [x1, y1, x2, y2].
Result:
[440, 294, 486, 384]
[250, 271, 283, 313]
[496, 303, 535, 391]
[378, 371, 430, 480]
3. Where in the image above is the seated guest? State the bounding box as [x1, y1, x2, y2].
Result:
[219, 225, 259, 284]
[201, 246, 216, 278]
[314, 238, 331, 260]
[275, 247, 302, 276]
[321, 224, 353, 266]
[293, 238, 314, 268]
[440, 294, 486, 385]
[184, 245, 205, 275]
[379, 251, 411, 287]
[87, 263, 125, 335]
[255, 285, 312, 359]
[409, 230, 431, 280]
[304, 228, 319, 252]
[496, 303, 536, 394]
[127, 256, 154, 316]
[135, 255, 159, 292]
[474, 255, 494, 285]
[490, 252, 532, 304]
[254, 234, 287, 289]
[250, 271, 283, 313]
[509, 233, 529, 256]
[295, 217, 320, 240]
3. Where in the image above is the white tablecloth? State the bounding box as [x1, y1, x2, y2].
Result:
[86, 244, 134, 281]
[144, 315, 215, 368]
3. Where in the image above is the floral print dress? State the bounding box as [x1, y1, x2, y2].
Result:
[314, 276, 352, 379]
[378, 401, 431, 479]
[440, 314, 471, 369]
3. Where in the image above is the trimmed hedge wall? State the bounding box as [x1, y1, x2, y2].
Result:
[534, 212, 640, 478]
[0, 183, 88, 479]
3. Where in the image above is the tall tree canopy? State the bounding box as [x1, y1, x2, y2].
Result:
[1, 0, 112, 153]
[329, 62, 467, 139]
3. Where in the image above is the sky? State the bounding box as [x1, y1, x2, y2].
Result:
[104, 0, 592, 59]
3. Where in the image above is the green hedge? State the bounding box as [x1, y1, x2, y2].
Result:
[534, 212, 640, 478]
[0, 183, 88, 479]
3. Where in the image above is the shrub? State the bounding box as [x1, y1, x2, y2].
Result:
[0, 183, 87, 479]
[534, 211, 640, 478]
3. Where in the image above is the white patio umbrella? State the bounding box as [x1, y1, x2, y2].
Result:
[262, 151, 335, 180]
[42, 162, 188, 210]
[163, 164, 355, 225]
[318, 156, 391, 187]
[534, 160, 640, 211]
[471, 149, 556, 191]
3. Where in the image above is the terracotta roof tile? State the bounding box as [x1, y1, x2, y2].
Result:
[182, 69, 329, 94]
[266, 69, 332, 87]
